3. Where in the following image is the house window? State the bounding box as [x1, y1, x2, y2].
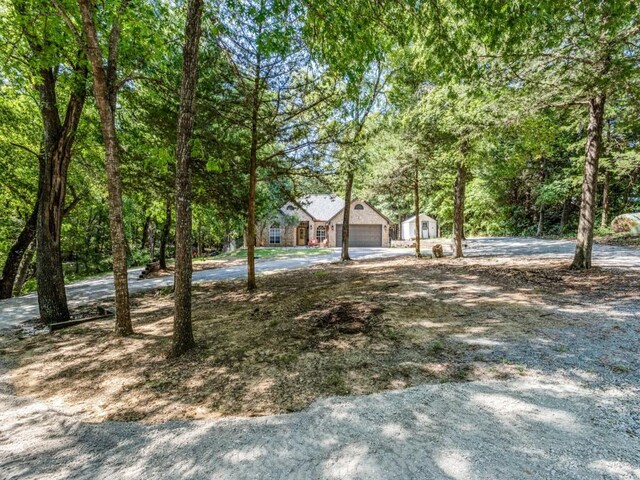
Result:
[354, 204, 364, 210]
[316, 225, 326, 242]
[269, 223, 281, 244]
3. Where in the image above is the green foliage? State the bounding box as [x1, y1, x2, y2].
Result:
[1, 0, 640, 293]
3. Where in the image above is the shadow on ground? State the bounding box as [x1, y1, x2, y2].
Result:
[1, 252, 639, 479]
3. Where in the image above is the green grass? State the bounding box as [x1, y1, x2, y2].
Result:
[209, 247, 333, 261]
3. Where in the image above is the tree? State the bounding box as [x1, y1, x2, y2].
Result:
[406, 85, 493, 257]
[75, 0, 133, 334]
[1, 0, 88, 321]
[337, 64, 385, 261]
[172, 0, 205, 357]
[471, 1, 640, 268]
[364, 124, 427, 257]
[159, 199, 172, 270]
[218, 0, 334, 290]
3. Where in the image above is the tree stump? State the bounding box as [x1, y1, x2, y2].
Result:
[138, 261, 160, 279]
[432, 244, 444, 258]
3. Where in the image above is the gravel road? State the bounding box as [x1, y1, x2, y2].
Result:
[1, 237, 639, 479]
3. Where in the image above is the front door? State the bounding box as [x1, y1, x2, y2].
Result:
[422, 221, 429, 239]
[296, 226, 307, 245]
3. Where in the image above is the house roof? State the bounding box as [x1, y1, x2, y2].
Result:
[292, 194, 345, 221]
[327, 198, 392, 224]
[402, 213, 437, 224]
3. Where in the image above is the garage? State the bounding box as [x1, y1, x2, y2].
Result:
[335, 224, 383, 247]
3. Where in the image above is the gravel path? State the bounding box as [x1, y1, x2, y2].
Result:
[1, 367, 638, 479]
[1, 237, 639, 479]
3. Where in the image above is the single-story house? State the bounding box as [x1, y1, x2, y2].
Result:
[400, 213, 439, 240]
[256, 194, 391, 247]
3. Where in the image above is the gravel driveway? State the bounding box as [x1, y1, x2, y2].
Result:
[0, 247, 400, 329]
[2, 237, 638, 329]
[1, 237, 639, 479]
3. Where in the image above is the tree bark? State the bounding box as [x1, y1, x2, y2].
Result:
[536, 157, 546, 237]
[172, 0, 204, 356]
[159, 200, 171, 270]
[536, 205, 544, 237]
[571, 93, 605, 269]
[149, 222, 156, 262]
[0, 199, 39, 299]
[141, 215, 151, 250]
[452, 162, 467, 258]
[559, 197, 571, 234]
[35, 65, 87, 323]
[246, 51, 262, 291]
[13, 240, 36, 297]
[600, 168, 610, 229]
[197, 227, 204, 257]
[78, 0, 132, 334]
[341, 170, 354, 261]
[413, 161, 421, 258]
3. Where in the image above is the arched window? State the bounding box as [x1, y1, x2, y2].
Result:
[354, 204, 364, 210]
[269, 223, 281, 244]
[286, 205, 295, 211]
[316, 225, 326, 242]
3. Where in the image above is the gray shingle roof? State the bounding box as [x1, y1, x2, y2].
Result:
[294, 194, 345, 221]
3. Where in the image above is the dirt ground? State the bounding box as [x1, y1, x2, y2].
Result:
[2, 255, 638, 423]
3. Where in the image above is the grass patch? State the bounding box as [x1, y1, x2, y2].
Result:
[216, 247, 333, 260]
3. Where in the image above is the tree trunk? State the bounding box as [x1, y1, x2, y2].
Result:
[149, 222, 156, 261]
[141, 215, 151, 249]
[35, 65, 86, 324]
[571, 93, 605, 270]
[172, 0, 203, 357]
[600, 168, 610, 229]
[452, 162, 467, 258]
[78, 0, 132, 334]
[413, 163, 421, 258]
[0, 200, 39, 299]
[159, 200, 171, 270]
[341, 170, 354, 261]
[559, 197, 571, 234]
[246, 52, 262, 291]
[197, 228, 204, 257]
[536, 157, 545, 237]
[536, 204, 544, 237]
[13, 240, 36, 297]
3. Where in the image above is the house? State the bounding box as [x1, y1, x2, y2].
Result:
[400, 213, 439, 240]
[256, 194, 391, 247]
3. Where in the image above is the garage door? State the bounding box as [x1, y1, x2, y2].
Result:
[336, 224, 382, 247]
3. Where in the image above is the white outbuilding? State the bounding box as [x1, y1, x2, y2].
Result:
[400, 214, 439, 240]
